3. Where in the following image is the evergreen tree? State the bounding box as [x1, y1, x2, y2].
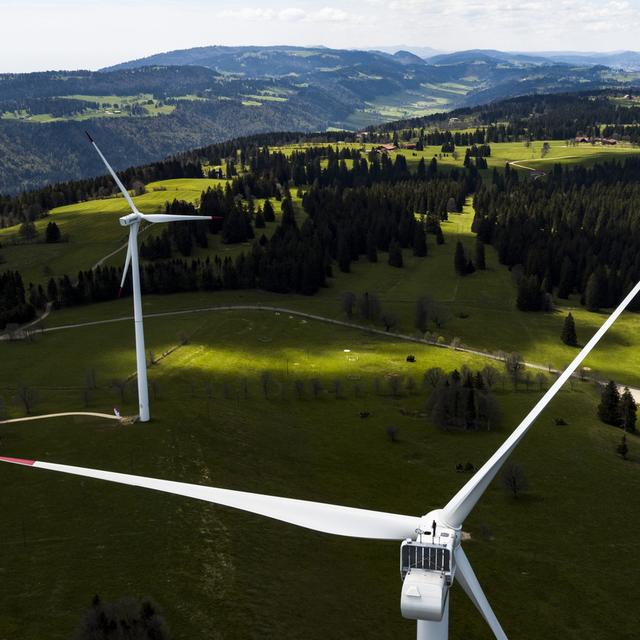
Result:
[598, 380, 621, 426]
[474, 239, 486, 270]
[561, 312, 578, 346]
[19, 220, 37, 240]
[454, 241, 468, 276]
[585, 271, 604, 311]
[281, 197, 297, 227]
[557, 257, 574, 298]
[388, 239, 403, 268]
[428, 157, 438, 178]
[45, 221, 61, 243]
[516, 275, 546, 311]
[263, 199, 275, 222]
[412, 225, 427, 257]
[620, 387, 637, 432]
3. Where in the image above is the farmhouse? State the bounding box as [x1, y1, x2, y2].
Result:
[375, 143, 397, 153]
[574, 136, 617, 145]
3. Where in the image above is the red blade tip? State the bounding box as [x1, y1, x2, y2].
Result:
[0, 456, 36, 466]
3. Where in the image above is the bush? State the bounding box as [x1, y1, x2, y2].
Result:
[74, 595, 170, 640]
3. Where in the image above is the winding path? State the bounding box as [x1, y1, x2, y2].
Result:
[20, 303, 638, 397]
[0, 411, 121, 425]
[508, 155, 578, 172]
[4, 303, 639, 425]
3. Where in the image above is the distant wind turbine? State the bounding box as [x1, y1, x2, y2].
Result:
[86, 133, 212, 422]
[4, 276, 640, 637]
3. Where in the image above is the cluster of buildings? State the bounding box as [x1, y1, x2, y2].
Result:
[574, 136, 617, 145]
[373, 143, 419, 154]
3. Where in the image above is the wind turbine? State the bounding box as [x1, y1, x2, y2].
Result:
[85, 132, 212, 422]
[4, 280, 640, 637]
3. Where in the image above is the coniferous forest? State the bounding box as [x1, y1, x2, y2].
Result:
[6, 132, 640, 330]
[2, 147, 476, 328]
[473, 159, 640, 311]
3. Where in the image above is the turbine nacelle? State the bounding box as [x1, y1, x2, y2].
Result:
[119, 212, 140, 227]
[400, 510, 460, 623]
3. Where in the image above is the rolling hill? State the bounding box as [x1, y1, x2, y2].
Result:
[1, 132, 640, 639]
[1, 45, 639, 193]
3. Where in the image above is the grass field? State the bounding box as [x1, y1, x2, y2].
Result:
[2, 144, 640, 639]
[8, 182, 640, 388]
[273, 139, 640, 175]
[1, 305, 639, 640]
[0, 178, 228, 285]
[0, 94, 175, 123]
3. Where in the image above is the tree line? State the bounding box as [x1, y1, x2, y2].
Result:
[473, 159, 640, 311]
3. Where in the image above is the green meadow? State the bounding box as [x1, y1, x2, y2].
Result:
[4, 169, 640, 386]
[1, 304, 639, 640]
[0, 178, 228, 285]
[0, 94, 175, 123]
[1, 142, 640, 639]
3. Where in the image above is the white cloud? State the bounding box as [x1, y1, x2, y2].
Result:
[278, 7, 308, 21]
[219, 6, 358, 24]
[2, 0, 640, 71]
[219, 8, 277, 20]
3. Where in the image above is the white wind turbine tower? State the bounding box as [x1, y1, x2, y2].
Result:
[4, 265, 640, 636]
[86, 132, 212, 422]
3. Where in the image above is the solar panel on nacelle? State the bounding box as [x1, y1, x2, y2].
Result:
[400, 543, 451, 579]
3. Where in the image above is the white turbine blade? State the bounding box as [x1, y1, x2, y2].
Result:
[139, 213, 212, 224]
[0, 456, 420, 540]
[85, 131, 138, 213]
[119, 229, 133, 294]
[442, 278, 640, 528]
[454, 547, 507, 640]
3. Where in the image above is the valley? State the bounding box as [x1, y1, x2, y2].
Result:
[2, 46, 639, 193]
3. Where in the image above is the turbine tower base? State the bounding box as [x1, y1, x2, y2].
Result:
[416, 597, 449, 640]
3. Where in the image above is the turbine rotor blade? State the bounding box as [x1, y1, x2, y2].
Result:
[85, 131, 138, 214]
[140, 214, 213, 224]
[442, 277, 640, 528]
[119, 229, 134, 295]
[454, 547, 508, 640]
[0, 456, 421, 540]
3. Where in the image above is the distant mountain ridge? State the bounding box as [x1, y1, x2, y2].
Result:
[1, 44, 639, 193]
[424, 49, 640, 71]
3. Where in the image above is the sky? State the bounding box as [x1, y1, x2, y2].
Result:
[1, 0, 640, 72]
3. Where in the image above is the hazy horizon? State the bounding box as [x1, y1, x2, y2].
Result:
[2, 0, 640, 72]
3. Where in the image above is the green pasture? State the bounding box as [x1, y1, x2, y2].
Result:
[15, 188, 640, 389]
[0, 178, 228, 285]
[0, 94, 175, 123]
[1, 306, 639, 639]
[383, 140, 640, 173]
[272, 140, 640, 176]
[2, 148, 640, 638]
